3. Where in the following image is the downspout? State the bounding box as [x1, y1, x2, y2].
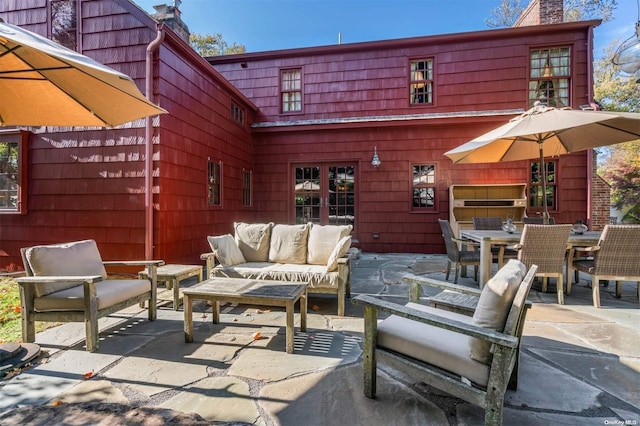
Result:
[145, 25, 164, 260]
[586, 24, 595, 228]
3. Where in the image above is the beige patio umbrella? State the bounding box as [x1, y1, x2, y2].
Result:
[0, 19, 166, 127]
[444, 102, 640, 222]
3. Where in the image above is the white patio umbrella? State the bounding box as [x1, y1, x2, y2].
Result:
[0, 19, 166, 127]
[444, 103, 640, 222]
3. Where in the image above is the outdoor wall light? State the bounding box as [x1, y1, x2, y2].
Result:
[371, 146, 381, 168]
[613, 20, 640, 75]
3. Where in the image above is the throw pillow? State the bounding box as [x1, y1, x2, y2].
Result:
[269, 223, 311, 264]
[234, 222, 273, 262]
[469, 259, 526, 364]
[326, 236, 352, 271]
[207, 234, 246, 266]
[307, 224, 353, 265]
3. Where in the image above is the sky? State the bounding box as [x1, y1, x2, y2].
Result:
[132, 0, 637, 59]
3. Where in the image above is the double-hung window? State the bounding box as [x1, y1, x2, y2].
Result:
[529, 160, 557, 212]
[529, 47, 570, 108]
[208, 160, 222, 206]
[409, 59, 433, 105]
[412, 164, 436, 210]
[242, 169, 252, 207]
[281, 69, 302, 113]
[0, 131, 26, 214]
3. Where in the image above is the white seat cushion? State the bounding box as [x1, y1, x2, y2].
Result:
[34, 279, 151, 311]
[377, 302, 490, 387]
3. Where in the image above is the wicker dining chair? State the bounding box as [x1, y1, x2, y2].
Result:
[472, 217, 518, 267]
[438, 219, 480, 284]
[510, 224, 571, 304]
[571, 225, 640, 308]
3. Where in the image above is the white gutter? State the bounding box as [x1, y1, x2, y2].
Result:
[145, 25, 164, 260]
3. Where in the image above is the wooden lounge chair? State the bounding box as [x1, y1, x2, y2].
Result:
[570, 225, 640, 307]
[439, 219, 480, 284]
[354, 260, 537, 425]
[16, 239, 163, 352]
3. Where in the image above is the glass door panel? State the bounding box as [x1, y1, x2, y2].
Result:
[294, 164, 356, 230]
[295, 166, 321, 224]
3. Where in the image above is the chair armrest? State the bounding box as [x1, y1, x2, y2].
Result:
[103, 260, 165, 267]
[403, 274, 482, 297]
[352, 294, 518, 348]
[16, 275, 103, 285]
[572, 245, 600, 253]
[452, 237, 479, 247]
[507, 243, 522, 251]
[338, 255, 351, 265]
[200, 252, 216, 261]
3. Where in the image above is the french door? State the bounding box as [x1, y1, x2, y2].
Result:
[294, 164, 355, 229]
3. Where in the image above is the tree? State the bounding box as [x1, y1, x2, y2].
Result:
[189, 33, 246, 57]
[594, 40, 640, 223]
[486, 0, 617, 28]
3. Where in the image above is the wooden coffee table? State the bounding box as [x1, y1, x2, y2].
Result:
[183, 277, 308, 353]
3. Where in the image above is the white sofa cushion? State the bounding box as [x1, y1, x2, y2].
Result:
[377, 302, 491, 387]
[307, 224, 352, 265]
[269, 223, 311, 264]
[207, 234, 246, 266]
[34, 279, 151, 311]
[210, 262, 343, 289]
[234, 222, 273, 262]
[326, 236, 352, 272]
[470, 259, 526, 364]
[25, 239, 108, 297]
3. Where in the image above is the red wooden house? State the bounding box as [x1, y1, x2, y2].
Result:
[0, 0, 604, 271]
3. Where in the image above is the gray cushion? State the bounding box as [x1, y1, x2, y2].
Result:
[377, 302, 490, 387]
[469, 259, 526, 363]
[208, 234, 246, 266]
[234, 222, 273, 262]
[25, 239, 107, 297]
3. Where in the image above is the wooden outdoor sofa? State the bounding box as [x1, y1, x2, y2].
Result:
[353, 259, 537, 425]
[16, 239, 163, 352]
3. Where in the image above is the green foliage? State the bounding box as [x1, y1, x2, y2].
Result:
[0, 277, 23, 343]
[594, 42, 640, 112]
[189, 32, 246, 57]
[486, 0, 617, 27]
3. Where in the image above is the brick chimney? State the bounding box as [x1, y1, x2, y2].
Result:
[514, 0, 564, 27]
[151, 1, 190, 44]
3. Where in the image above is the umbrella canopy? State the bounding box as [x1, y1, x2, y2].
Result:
[0, 19, 166, 127]
[444, 103, 640, 221]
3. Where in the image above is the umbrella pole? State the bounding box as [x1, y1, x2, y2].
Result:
[539, 141, 550, 225]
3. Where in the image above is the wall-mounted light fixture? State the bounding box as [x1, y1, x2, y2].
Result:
[613, 1, 640, 78]
[371, 146, 381, 168]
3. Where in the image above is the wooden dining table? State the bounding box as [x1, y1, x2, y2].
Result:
[460, 229, 602, 287]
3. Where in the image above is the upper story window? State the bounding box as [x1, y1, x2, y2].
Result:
[409, 59, 433, 105]
[231, 101, 245, 127]
[412, 164, 436, 210]
[529, 47, 570, 108]
[208, 159, 222, 206]
[49, 0, 77, 51]
[281, 69, 302, 113]
[242, 169, 252, 207]
[0, 131, 26, 214]
[529, 160, 557, 212]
